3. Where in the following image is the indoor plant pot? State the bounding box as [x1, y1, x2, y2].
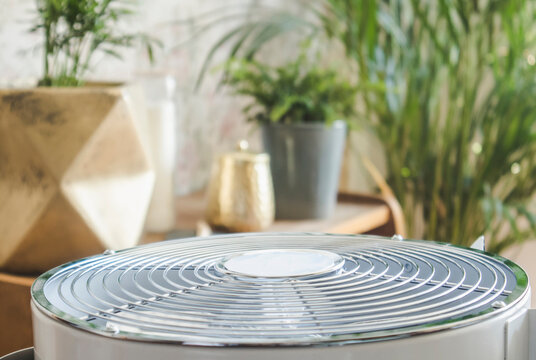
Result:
[0, 84, 155, 274]
[222, 53, 357, 220]
[203, 0, 536, 253]
[262, 121, 346, 219]
[0, 0, 160, 274]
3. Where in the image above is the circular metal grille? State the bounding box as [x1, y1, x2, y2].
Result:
[32, 233, 528, 346]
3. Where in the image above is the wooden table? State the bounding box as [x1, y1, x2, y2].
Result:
[0, 191, 401, 356]
[0, 272, 34, 356]
[143, 191, 401, 243]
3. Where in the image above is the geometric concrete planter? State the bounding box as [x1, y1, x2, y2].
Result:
[0, 84, 155, 274]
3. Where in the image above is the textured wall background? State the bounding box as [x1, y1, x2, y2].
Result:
[0, 0, 384, 195]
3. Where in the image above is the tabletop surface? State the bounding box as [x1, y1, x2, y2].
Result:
[144, 191, 393, 243]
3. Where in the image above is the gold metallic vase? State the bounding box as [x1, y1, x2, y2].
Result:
[206, 141, 274, 232]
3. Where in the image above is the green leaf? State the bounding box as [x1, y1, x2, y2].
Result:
[33, 0, 160, 86]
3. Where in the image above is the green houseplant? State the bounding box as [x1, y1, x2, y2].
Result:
[32, 0, 157, 86]
[201, 0, 536, 253]
[0, 0, 158, 274]
[223, 54, 357, 219]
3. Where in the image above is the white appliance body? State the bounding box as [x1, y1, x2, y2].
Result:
[30, 234, 536, 360]
[32, 297, 535, 360]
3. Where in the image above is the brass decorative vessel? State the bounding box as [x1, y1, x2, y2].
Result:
[206, 141, 274, 232]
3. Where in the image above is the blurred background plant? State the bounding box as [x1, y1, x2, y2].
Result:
[31, 0, 159, 86]
[201, 0, 536, 253]
[222, 50, 358, 125]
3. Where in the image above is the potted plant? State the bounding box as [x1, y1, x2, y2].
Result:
[0, 0, 159, 274]
[202, 0, 536, 253]
[223, 54, 357, 219]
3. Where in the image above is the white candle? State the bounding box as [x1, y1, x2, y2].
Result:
[145, 101, 176, 232]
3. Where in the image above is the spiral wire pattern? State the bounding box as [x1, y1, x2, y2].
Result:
[32, 233, 528, 346]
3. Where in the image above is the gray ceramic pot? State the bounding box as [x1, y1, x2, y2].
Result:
[261, 120, 346, 219]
